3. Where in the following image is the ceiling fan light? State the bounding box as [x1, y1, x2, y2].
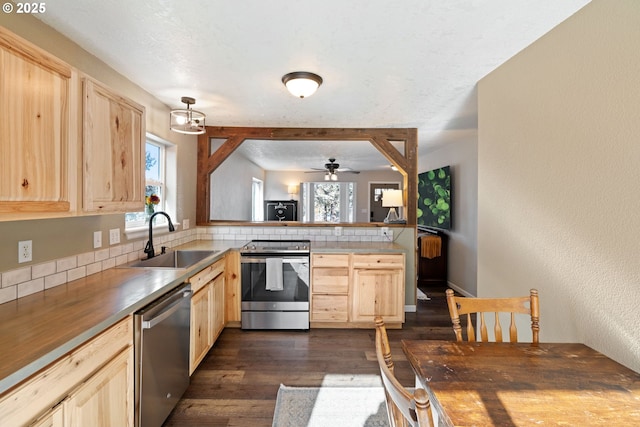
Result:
[170, 96, 206, 135]
[282, 72, 323, 98]
[330, 173, 338, 181]
[324, 172, 330, 181]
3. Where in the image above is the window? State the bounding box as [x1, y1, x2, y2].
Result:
[125, 136, 168, 229]
[301, 182, 355, 222]
[252, 178, 264, 221]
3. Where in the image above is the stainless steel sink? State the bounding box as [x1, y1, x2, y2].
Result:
[120, 250, 218, 269]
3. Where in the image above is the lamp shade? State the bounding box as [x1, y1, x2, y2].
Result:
[382, 189, 403, 207]
[282, 72, 323, 98]
[170, 97, 206, 135]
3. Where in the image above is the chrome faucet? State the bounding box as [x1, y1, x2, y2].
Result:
[143, 211, 175, 259]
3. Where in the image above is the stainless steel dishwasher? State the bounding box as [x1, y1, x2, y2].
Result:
[134, 283, 192, 427]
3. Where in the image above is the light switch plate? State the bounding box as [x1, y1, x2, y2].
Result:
[334, 226, 343, 236]
[109, 228, 120, 245]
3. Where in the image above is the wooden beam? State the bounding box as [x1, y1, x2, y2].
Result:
[197, 126, 418, 225]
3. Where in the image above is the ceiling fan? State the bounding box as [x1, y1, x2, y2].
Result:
[306, 158, 361, 176]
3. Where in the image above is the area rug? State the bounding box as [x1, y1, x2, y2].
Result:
[272, 384, 389, 427]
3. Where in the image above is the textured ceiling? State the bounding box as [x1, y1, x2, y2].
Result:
[35, 0, 589, 171]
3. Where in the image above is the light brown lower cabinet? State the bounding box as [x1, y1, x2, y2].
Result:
[0, 317, 133, 427]
[310, 252, 405, 328]
[64, 346, 133, 426]
[189, 258, 226, 375]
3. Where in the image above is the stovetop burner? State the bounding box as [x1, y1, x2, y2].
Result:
[240, 239, 310, 254]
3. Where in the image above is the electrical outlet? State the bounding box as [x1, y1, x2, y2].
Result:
[380, 227, 389, 236]
[109, 228, 120, 245]
[18, 240, 32, 263]
[93, 231, 102, 249]
[183, 219, 190, 230]
[334, 226, 343, 236]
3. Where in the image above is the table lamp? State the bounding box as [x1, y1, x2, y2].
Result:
[382, 189, 404, 223]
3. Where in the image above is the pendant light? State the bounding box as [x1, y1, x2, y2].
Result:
[170, 96, 206, 135]
[282, 72, 323, 98]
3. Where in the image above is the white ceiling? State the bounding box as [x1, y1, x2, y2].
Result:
[36, 0, 589, 171]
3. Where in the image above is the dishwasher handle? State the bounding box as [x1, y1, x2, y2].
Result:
[142, 289, 192, 329]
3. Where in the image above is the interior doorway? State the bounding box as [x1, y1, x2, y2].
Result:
[369, 182, 400, 222]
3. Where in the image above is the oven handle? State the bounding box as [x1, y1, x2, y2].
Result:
[241, 257, 308, 264]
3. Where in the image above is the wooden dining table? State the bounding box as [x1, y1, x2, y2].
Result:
[401, 340, 640, 426]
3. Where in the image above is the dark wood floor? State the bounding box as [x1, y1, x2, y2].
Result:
[164, 286, 454, 426]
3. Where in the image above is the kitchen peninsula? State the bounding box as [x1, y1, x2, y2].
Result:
[0, 230, 408, 425]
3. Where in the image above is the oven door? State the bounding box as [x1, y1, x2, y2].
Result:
[241, 255, 309, 311]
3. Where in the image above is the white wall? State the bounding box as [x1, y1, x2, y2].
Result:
[210, 152, 264, 221]
[478, 0, 640, 371]
[419, 128, 478, 296]
[266, 169, 404, 222]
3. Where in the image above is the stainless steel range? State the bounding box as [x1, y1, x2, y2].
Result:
[240, 240, 310, 330]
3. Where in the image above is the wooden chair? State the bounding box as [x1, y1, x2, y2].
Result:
[445, 288, 540, 343]
[374, 317, 434, 427]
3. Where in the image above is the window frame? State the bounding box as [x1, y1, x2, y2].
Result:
[125, 134, 172, 232]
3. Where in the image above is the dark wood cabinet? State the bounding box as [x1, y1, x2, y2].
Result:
[417, 230, 448, 287]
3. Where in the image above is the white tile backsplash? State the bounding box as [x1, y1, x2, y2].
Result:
[0, 225, 390, 305]
[0, 228, 199, 305]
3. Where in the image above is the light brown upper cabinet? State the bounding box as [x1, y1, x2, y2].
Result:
[82, 78, 145, 213]
[0, 27, 75, 215]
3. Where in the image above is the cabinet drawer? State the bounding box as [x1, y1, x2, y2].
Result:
[352, 254, 404, 269]
[189, 258, 224, 293]
[312, 267, 349, 293]
[311, 295, 349, 321]
[312, 253, 349, 268]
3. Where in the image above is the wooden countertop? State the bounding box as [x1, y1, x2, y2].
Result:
[0, 240, 240, 395]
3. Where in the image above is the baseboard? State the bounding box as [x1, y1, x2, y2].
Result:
[447, 281, 475, 297]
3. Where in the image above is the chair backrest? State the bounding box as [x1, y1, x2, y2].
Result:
[445, 289, 540, 343]
[374, 317, 434, 427]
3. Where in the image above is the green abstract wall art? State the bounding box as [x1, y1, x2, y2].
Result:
[417, 166, 451, 229]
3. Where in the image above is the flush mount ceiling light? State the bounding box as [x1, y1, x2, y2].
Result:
[282, 71, 323, 98]
[170, 96, 206, 135]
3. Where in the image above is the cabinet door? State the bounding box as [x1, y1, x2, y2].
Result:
[351, 267, 404, 323]
[190, 284, 213, 375]
[83, 78, 145, 213]
[0, 27, 73, 215]
[212, 274, 225, 340]
[65, 346, 134, 427]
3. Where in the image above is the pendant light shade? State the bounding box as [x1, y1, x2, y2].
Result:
[170, 96, 206, 135]
[282, 71, 323, 98]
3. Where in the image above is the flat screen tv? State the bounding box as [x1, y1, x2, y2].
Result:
[417, 166, 451, 229]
